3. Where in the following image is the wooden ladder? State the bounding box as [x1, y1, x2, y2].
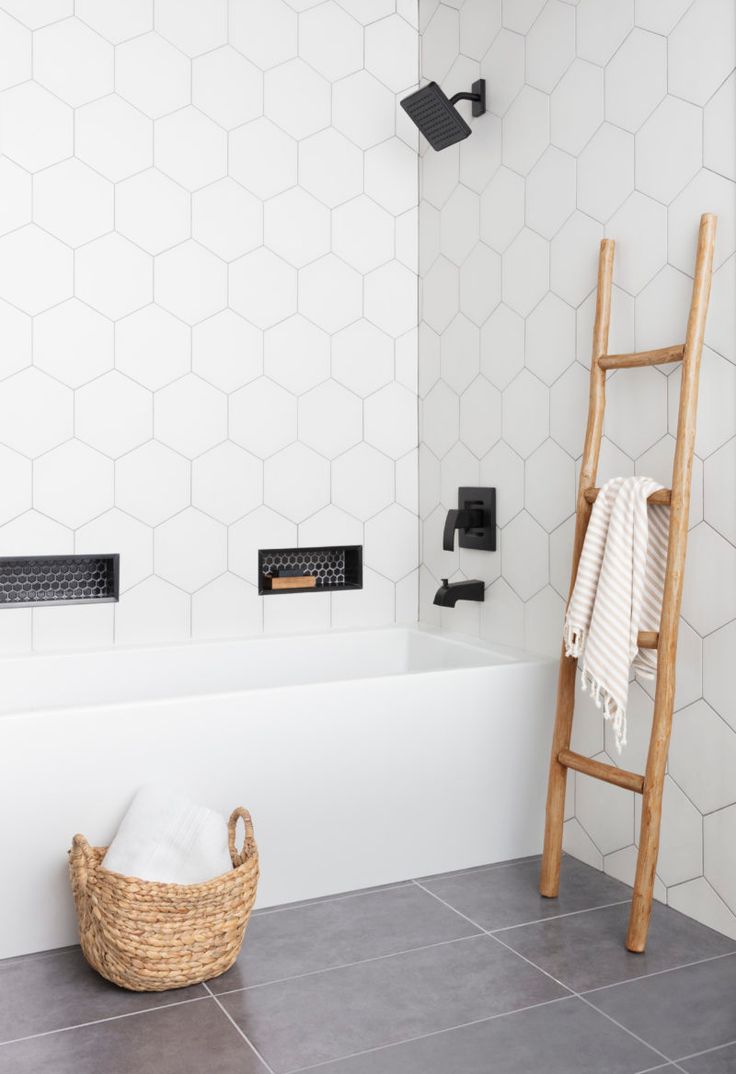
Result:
[539, 213, 717, 953]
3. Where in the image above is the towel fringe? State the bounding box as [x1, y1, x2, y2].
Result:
[578, 665, 627, 754]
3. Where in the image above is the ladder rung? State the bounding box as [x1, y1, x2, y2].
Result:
[558, 749, 645, 794]
[584, 487, 671, 506]
[598, 344, 685, 370]
[637, 631, 659, 649]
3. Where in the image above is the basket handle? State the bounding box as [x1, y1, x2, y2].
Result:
[228, 807, 255, 868]
[69, 833, 97, 891]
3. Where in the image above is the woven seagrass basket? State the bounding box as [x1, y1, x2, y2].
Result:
[69, 806, 259, 992]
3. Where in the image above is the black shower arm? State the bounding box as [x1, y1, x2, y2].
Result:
[448, 90, 482, 106]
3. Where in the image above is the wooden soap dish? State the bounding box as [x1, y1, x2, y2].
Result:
[262, 574, 317, 591]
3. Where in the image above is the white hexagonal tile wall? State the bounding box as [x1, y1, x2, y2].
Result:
[670, 700, 736, 815]
[75, 95, 152, 181]
[156, 0, 226, 56]
[34, 159, 113, 248]
[193, 179, 262, 263]
[365, 503, 418, 581]
[76, 233, 152, 320]
[526, 147, 576, 241]
[116, 170, 190, 255]
[156, 107, 227, 191]
[116, 441, 190, 526]
[263, 315, 329, 395]
[333, 71, 395, 150]
[0, 81, 72, 171]
[192, 442, 263, 524]
[116, 305, 190, 390]
[300, 255, 363, 334]
[459, 377, 501, 459]
[525, 0, 574, 93]
[365, 13, 417, 90]
[704, 440, 736, 545]
[333, 197, 394, 274]
[115, 576, 190, 645]
[605, 28, 666, 134]
[332, 321, 394, 397]
[526, 293, 575, 386]
[480, 29, 524, 117]
[668, 0, 736, 107]
[229, 378, 297, 458]
[0, 368, 72, 458]
[607, 192, 667, 295]
[155, 508, 227, 592]
[155, 374, 226, 458]
[576, 757, 634, 855]
[704, 620, 736, 732]
[264, 188, 329, 269]
[460, 243, 501, 327]
[704, 804, 736, 914]
[264, 443, 330, 523]
[681, 523, 736, 636]
[365, 383, 417, 459]
[550, 212, 603, 308]
[193, 47, 262, 130]
[155, 241, 226, 326]
[503, 369, 549, 458]
[299, 129, 363, 209]
[302, 1, 363, 82]
[0, 158, 30, 236]
[577, 0, 633, 65]
[0, 444, 31, 526]
[0, 226, 72, 315]
[75, 0, 152, 44]
[193, 311, 261, 393]
[551, 60, 603, 156]
[76, 508, 152, 592]
[704, 72, 735, 182]
[0, 11, 31, 91]
[366, 139, 417, 217]
[636, 96, 703, 206]
[76, 372, 152, 459]
[116, 33, 190, 118]
[228, 0, 297, 70]
[230, 119, 296, 200]
[502, 510, 548, 600]
[230, 248, 297, 330]
[480, 304, 524, 390]
[300, 381, 363, 459]
[34, 300, 113, 388]
[421, 381, 459, 459]
[229, 506, 297, 585]
[365, 261, 417, 338]
[264, 58, 330, 140]
[503, 229, 549, 317]
[503, 86, 550, 176]
[578, 125, 634, 224]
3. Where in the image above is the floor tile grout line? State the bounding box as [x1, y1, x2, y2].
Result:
[675, 1035, 736, 1064]
[0, 992, 212, 1049]
[202, 982, 277, 1074]
[251, 882, 414, 917]
[414, 880, 679, 1070]
[581, 949, 736, 995]
[212, 931, 484, 996]
[284, 995, 575, 1074]
[489, 898, 633, 933]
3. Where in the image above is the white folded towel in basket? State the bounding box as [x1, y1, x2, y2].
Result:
[563, 475, 670, 754]
[102, 784, 233, 885]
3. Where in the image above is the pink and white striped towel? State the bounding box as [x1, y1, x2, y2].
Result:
[563, 476, 670, 753]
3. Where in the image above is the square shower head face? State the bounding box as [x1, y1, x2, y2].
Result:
[400, 82, 472, 151]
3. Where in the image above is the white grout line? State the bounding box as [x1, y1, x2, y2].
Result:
[581, 949, 736, 995]
[202, 982, 277, 1074]
[675, 1035, 736, 1065]
[488, 897, 632, 933]
[0, 992, 211, 1049]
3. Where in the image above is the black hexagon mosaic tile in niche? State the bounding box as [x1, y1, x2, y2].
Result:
[0, 555, 120, 608]
[258, 546, 362, 595]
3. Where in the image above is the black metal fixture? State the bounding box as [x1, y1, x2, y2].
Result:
[433, 578, 485, 607]
[258, 545, 362, 595]
[0, 554, 119, 608]
[400, 79, 486, 151]
[443, 487, 496, 552]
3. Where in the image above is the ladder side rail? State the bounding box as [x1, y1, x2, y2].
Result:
[539, 238, 615, 898]
[626, 213, 717, 952]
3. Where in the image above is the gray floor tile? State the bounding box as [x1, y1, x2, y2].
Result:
[220, 933, 569, 1073]
[212, 882, 480, 992]
[251, 881, 413, 916]
[680, 1042, 736, 1072]
[0, 998, 267, 1074]
[301, 996, 663, 1074]
[0, 946, 206, 1044]
[420, 854, 631, 930]
[500, 902, 736, 992]
[416, 854, 541, 884]
[586, 953, 736, 1059]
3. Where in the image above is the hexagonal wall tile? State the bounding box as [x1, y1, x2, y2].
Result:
[332, 443, 394, 521]
[193, 310, 261, 393]
[704, 804, 736, 914]
[704, 72, 735, 182]
[301, 381, 363, 460]
[607, 192, 667, 296]
[76, 372, 152, 459]
[0, 511, 72, 556]
[578, 125, 634, 224]
[549, 362, 588, 460]
[155, 508, 227, 592]
[115, 576, 190, 646]
[116, 441, 190, 526]
[76, 508, 152, 593]
[230, 119, 296, 200]
[156, 0, 226, 56]
[228, 0, 297, 70]
[0, 11, 30, 91]
[634, 265, 691, 355]
[230, 248, 297, 330]
[34, 440, 113, 528]
[156, 107, 227, 191]
[155, 375, 226, 458]
[421, 381, 459, 459]
[264, 443, 330, 523]
[704, 440, 736, 545]
[192, 442, 263, 524]
[503, 86, 550, 176]
[333, 197, 394, 275]
[503, 229, 549, 317]
[669, 347, 736, 460]
[365, 503, 418, 581]
[300, 255, 362, 334]
[550, 60, 603, 156]
[263, 315, 329, 395]
[669, 169, 736, 276]
[229, 378, 297, 458]
[670, 700, 736, 815]
[479, 441, 523, 529]
[480, 304, 524, 390]
[704, 620, 736, 732]
[460, 243, 501, 327]
[0, 158, 30, 236]
[116, 305, 190, 390]
[34, 300, 112, 388]
[605, 28, 666, 133]
[460, 377, 501, 459]
[577, 0, 633, 65]
[636, 775, 702, 888]
[229, 506, 297, 584]
[264, 58, 330, 140]
[365, 12, 416, 90]
[440, 186, 480, 267]
[193, 179, 262, 263]
[193, 47, 262, 130]
[76, 0, 152, 43]
[333, 70, 395, 150]
[75, 95, 152, 181]
[526, 147, 576, 240]
[299, 128, 363, 209]
[0, 368, 72, 457]
[550, 212, 603, 308]
[525, 0, 574, 92]
[681, 523, 736, 636]
[440, 442, 479, 509]
[116, 170, 190, 255]
[502, 511, 548, 600]
[526, 439, 576, 532]
[421, 257, 459, 335]
[637, 434, 703, 531]
[526, 293, 575, 386]
[34, 159, 113, 247]
[668, 0, 736, 107]
[636, 96, 702, 205]
[365, 261, 417, 338]
[155, 241, 226, 326]
[192, 573, 261, 640]
[0, 81, 72, 171]
[264, 188, 329, 269]
[576, 756, 635, 856]
[332, 321, 394, 397]
[364, 382, 417, 459]
[302, 1, 363, 81]
[0, 298, 30, 380]
[367, 140, 417, 220]
[480, 29, 524, 117]
[0, 444, 31, 526]
[0, 226, 72, 315]
[503, 369, 549, 459]
[441, 315, 479, 395]
[76, 233, 152, 320]
[605, 364, 667, 458]
[116, 33, 190, 118]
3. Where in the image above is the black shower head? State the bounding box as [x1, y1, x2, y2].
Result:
[400, 79, 486, 151]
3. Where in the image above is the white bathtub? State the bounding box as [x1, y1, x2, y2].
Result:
[0, 625, 556, 958]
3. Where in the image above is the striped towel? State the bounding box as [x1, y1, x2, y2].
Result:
[563, 476, 670, 753]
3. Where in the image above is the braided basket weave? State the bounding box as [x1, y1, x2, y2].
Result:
[69, 807, 259, 992]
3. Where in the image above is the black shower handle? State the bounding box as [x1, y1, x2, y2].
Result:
[443, 508, 483, 552]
